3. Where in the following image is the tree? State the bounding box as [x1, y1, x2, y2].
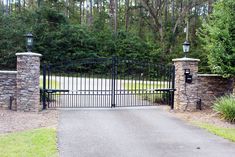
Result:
[199, 0, 235, 78]
[0, 0, 219, 70]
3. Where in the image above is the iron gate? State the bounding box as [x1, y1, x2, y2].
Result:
[42, 57, 175, 109]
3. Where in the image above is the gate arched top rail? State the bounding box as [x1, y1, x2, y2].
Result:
[42, 56, 175, 69]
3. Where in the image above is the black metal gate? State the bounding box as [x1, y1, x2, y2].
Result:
[42, 57, 175, 109]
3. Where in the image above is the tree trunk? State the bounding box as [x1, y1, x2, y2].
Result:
[180, 0, 182, 12]
[102, 0, 104, 12]
[66, 0, 69, 18]
[89, 0, 93, 25]
[9, 0, 11, 14]
[37, 0, 42, 7]
[79, 1, 82, 24]
[18, 0, 21, 12]
[6, 0, 8, 15]
[114, 0, 117, 33]
[110, 0, 117, 33]
[82, 1, 85, 23]
[165, 0, 168, 23]
[159, 14, 164, 43]
[138, 5, 144, 38]
[125, 0, 130, 31]
[192, 0, 197, 40]
[208, 0, 213, 14]
[86, 3, 89, 24]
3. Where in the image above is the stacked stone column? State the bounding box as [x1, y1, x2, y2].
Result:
[172, 58, 200, 111]
[0, 71, 17, 110]
[16, 52, 42, 112]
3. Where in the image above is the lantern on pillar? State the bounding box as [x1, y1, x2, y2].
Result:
[182, 41, 190, 58]
[25, 33, 33, 52]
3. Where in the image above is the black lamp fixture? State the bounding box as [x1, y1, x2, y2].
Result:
[182, 40, 190, 58]
[25, 33, 33, 52]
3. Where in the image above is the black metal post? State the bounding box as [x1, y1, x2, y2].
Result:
[111, 56, 116, 108]
[42, 65, 47, 109]
[171, 66, 176, 109]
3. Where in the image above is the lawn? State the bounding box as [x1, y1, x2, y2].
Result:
[123, 82, 169, 90]
[40, 79, 59, 89]
[123, 82, 170, 104]
[0, 128, 58, 157]
[194, 122, 235, 142]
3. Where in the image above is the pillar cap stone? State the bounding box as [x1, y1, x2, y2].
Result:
[172, 57, 200, 62]
[0, 70, 17, 74]
[16, 52, 42, 57]
[198, 74, 221, 77]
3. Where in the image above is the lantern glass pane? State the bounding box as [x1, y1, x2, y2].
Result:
[183, 45, 189, 53]
[186, 45, 189, 52]
[183, 45, 186, 52]
[27, 38, 32, 45]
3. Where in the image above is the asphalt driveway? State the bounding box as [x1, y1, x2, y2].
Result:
[58, 107, 235, 157]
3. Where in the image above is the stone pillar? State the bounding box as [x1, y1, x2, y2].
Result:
[0, 71, 17, 110]
[16, 52, 42, 112]
[172, 58, 200, 111]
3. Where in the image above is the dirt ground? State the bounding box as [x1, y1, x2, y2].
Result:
[1, 106, 234, 134]
[0, 109, 58, 134]
[167, 107, 235, 128]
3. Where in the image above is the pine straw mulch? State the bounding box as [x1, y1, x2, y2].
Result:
[167, 107, 235, 128]
[0, 109, 58, 134]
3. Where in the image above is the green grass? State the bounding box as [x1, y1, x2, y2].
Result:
[40, 79, 59, 89]
[193, 122, 235, 142]
[123, 82, 167, 90]
[0, 128, 58, 157]
[123, 82, 170, 104]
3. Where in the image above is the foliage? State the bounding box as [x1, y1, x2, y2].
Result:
[0, 128, 58, 157]
[0, 7, 157, 69]
[194, 122, 235, 142]
[0, 12, 29, 69]
[0, 0, 220, 72]
[213, 95, 235, 122]
[153, 92, 170, 104]
[199, 0, 235, 77]
[124, 82, 171, 104]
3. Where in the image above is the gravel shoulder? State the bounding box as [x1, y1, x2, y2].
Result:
[167, 107, 235, 129]
[0, 109, 58, 134]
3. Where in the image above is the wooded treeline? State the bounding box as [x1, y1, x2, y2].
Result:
[0, 0, 215, 71]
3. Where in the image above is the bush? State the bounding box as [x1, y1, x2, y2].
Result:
[153, 92, 170, 104]
[213, 95, 235, 123]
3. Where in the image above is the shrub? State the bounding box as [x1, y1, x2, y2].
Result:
[213, 95, 235, 123]
[153, 92, 170, 104]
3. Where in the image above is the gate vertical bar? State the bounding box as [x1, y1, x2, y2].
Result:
[42, 64, 47, 109]
[48, 65, 51, 108]
[111, 56, 116, 108]
[171, 65, 175, 109]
